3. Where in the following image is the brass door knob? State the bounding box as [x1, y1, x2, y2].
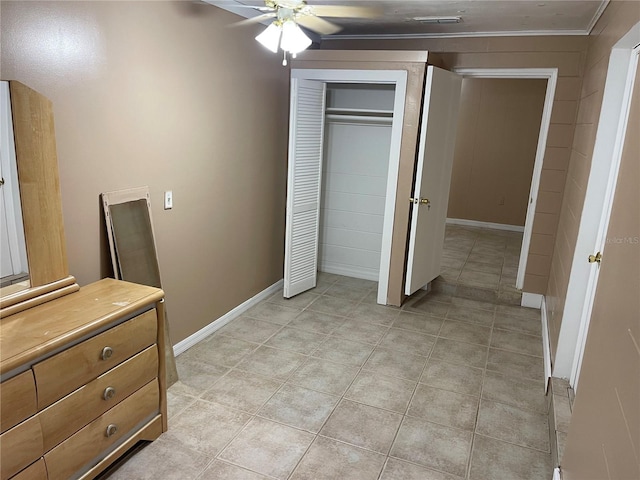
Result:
[105, 424, 118, 437]
[588, 252, 602, 264]
[409, 197, 431, 205]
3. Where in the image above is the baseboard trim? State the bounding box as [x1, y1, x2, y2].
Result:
[173, 279, 284, 356]
[541, 295, 552, 393]
[446, 218, 525, 233]
[521, 292, 543, 309]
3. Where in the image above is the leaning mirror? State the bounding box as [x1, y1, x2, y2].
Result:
[0, 80, 77, 315]
[0, 81, 30, 294]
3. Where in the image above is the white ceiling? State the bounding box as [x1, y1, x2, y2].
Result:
[209, 0, 609, 39]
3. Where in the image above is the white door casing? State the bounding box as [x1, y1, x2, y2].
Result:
[286, 69, 407, 303]
[405, 66, 462, 296]
[283, 78, 326, 298]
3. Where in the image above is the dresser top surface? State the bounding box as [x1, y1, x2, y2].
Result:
[0, 278, 163, 374]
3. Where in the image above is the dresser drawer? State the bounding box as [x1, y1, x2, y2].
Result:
[33, 309, 157, 409]
[11, 459, 47, 480]
[40, 345, 158, 452]
[0, 370, 37, 434]
[0, 415, 44, 480]
[44, 379, 159, 480]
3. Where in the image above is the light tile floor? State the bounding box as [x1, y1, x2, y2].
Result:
[441, 225, 524, 304]
[103, 256, 551, 480]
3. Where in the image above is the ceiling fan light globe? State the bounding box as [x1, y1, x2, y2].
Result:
[255, 22, 282, 53]
[280, 20, 311, 54]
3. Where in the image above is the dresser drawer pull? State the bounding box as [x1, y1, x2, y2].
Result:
[101, 346, 114, 361]
[105, 424, 118, 437]
[103, 386, 116, 401]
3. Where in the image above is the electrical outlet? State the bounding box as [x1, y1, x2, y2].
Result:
[498, 195, 505, 206]
[164, 191, 173, 210]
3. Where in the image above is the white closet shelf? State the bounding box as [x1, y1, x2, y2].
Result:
[325, 115, 392, 126]
[325, 108, 393, 126]
[325, 107, 394, 117]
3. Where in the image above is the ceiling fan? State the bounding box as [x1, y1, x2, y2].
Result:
[228, 0, 381, 63]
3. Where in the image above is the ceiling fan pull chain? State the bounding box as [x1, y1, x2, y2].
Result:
[282, 50, 288, 66]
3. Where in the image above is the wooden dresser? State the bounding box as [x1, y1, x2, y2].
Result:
[0, 278, 167, 480]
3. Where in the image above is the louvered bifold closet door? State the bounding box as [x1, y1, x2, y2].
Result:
[284, 79, 326, 298]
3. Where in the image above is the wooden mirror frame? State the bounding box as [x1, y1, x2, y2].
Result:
[0, 81, 78, 316]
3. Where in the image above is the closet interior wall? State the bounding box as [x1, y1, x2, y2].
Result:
[318, 83, 395, 281]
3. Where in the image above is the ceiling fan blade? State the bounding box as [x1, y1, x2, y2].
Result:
[309, 5, 382, 19]
[297, 15, 342, 35]
[200, 0, 273, 10]
[227, 12, 276, 27]
[230, 5, 274, 10]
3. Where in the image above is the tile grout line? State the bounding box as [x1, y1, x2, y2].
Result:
[466, 301, 496, 479]
[268, 277, 384, 479]
[384, 328, 438, 470]
[168, 240, 544, 479]
[281, 278, 396, 480]
[292, 277, 425, 479]
[188, 280, 342, 479]
[206, 277, 339, 480]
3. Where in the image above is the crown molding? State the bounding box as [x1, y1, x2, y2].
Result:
[322, 29, 591, 41]
[209, 0, 610, 41]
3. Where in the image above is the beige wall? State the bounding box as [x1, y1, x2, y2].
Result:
[322, 35, 587, 295]
[0, 1, 290, 344]
[545, 1, 640, 362]
[562, 20, 639, 477]
[448, 78, 546, 227]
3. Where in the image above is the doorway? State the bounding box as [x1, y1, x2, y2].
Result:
[441, 77, 548, 297]
[453, 68, 559, 296]
[285, 69, 408, 304]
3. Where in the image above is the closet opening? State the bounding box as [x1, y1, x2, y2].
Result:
[318, 83, 396, 284]
[284, 68, 408, 304]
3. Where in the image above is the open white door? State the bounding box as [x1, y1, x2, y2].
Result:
[405, 66, 462, 296]
[570, 43, 639, 389]
[283, 78, 326, 298]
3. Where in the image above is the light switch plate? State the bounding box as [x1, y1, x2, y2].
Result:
[164, 191, 173, 210]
